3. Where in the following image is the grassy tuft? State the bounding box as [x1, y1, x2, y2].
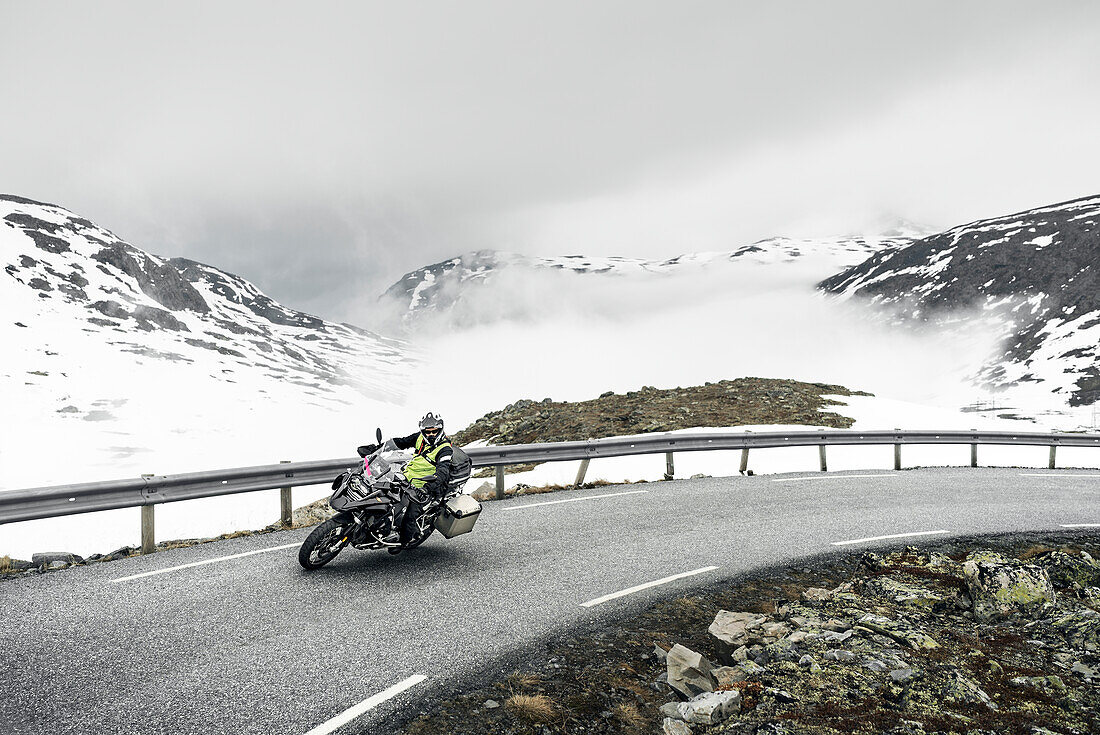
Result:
[505, 693, 556, 723]
[612, 701, 647, 729]
[0, 556, 10, 573]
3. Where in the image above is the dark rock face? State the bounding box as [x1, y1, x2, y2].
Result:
[820, 195, 1100, 406]
[93, 243, 210, 314]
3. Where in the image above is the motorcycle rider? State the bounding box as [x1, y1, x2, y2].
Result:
[357, 412, 455, 548]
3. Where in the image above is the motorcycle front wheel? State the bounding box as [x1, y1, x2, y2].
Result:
[298, 518, 350, 569]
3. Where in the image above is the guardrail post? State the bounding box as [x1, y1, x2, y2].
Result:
[279, 460, 293, 526]
[1049, 441, 1057, 470]
[495, 465, 505, 500]
[970, 430, 978, 467]
[141, 504, 155, 555]
[819, 444, 827, 472]
[664, 452, 674, 480]
[894, 429, 902, 471]
[574, 459, 591, 488]
[739, 448, 750, 475]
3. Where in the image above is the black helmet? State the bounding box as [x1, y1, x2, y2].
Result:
[419, 412, 446, 447]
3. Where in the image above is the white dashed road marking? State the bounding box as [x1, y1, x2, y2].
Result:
[502, 489, 648, 511]
[1061, 523, 1100, 528]
[772, 474, 898, 483]
[580, 566, 719, 608]
[111, 542, 301, 583]
[831, 530, 949, 546]
[303, 675, 428, 735]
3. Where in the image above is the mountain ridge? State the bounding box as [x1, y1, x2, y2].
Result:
[819, 194, 1100, 406]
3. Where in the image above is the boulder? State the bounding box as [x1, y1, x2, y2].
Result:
[666, 644, 718, 698]
[1035, 550, 1100, 590]
[962, 551, 1056, 622]
[676, 690, 741, 725]
[1052, 609, 1100, 651]
[31, 552, 84, 567]
[708, 611, 769, 660]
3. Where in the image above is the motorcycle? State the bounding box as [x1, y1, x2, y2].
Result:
[297, 428, 480, 570]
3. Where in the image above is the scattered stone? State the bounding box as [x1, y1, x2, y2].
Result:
[963, 550, 1056, 622]
[863, 658, 889, 673]
[666, 644, 718, 698]
[801, 587, 832, 602]
[1009, 675, 1066, 692]
[824, 629, 854, 644]
[483, 699, 500, 709]
[1071, 661, 1098, 680]
[824, 649, 857, 663]
[662, 717, 693, 735]
[889, 668, 916, 684]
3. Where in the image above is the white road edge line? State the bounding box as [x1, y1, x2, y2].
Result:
[303, 674, 428, 735]
[772, 474, 898, 483]
[111, 542, 301, 583]
[1061, 523, 1100, 528]
[580, 566, 719, 608]
[1020, 473, 1100, 478]
[831, 530, 949, 546]
[502, 489, 648, 511]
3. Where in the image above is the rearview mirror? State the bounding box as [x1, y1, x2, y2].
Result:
[376, 427, 383, 444]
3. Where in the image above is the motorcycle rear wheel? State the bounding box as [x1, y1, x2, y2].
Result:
[298, 518, 349, 569]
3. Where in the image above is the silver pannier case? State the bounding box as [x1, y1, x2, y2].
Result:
[434, 494, 482, 538]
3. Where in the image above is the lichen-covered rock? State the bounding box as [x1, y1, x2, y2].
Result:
[713, 660, 766, 687]
[937, 670, 996, 709]
[963, 551, 1056, 622]
[1052, 609, 1100, 651]
[855, 614, 940, 651]
[666, 643, 718, 698]
[862, 576, 943, 609]
[1035, 550, 1100, 590]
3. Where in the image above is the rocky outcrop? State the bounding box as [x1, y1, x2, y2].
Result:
[454, 378, 871, 448]
[962, 550, 1056, 621]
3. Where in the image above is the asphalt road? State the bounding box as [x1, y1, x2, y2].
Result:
[2, 467, 1098, 735]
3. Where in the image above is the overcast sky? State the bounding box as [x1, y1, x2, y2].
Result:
[2, 1, 1099, 323]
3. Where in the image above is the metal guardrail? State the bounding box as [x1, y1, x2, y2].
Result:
[2, 429, 1098, 553]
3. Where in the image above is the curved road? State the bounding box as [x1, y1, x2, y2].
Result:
[2, 467, 1098, 735]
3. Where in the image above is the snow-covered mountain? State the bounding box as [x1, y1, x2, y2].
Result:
[380, 232, 919, 330]
[1, 194, 414, 487]
[820, 195, 1100, 407]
